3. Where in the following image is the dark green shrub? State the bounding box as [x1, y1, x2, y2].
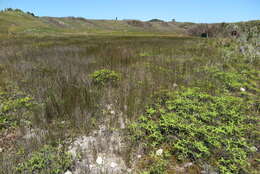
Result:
[5, 8, 14, 11]
[148, 19, 165, 23]
[27, 12, 35, 17]
[14, 9, 23, 13]
[90, 69, 121, 87]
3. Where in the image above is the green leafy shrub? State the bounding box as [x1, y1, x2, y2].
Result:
[199, 66, 260, 94]
[0, 92, 35, 130]
[139, 52, 153, 57]
[139, 155, 169, 174]
[212, 70, 245, 91]
[16, 145, 73, 174]
[90, 69, 121, 87]
[131, 88, 257, 174]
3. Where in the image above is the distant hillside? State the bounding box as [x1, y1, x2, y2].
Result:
[0, 9, 259, 38]
[0, 10, 189, 36]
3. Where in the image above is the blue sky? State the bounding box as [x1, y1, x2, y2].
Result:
[0, 0, 259, 23]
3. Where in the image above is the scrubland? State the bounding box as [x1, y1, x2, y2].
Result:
[0, 9, 259, 174]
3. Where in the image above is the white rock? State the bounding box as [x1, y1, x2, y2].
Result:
[58, 144, 63, 149]
[183, 162, 193, 168]
[110, 162, 117, 168]
[96, 156, 103, 165]
[137, 155, 142, 158]
[68, 148, 77, 159]
[64, 170, 72, 174]
[240, 87, 246, 92]
[106, 104, 112, 110]
[156, 149, 163, 156]
[66, 125, 129, 173]
[0, 148, 3, 153]
[110, 110, 115, 115]
[250, 146, 258, 152]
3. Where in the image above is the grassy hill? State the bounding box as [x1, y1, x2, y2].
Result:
[1, 9, 259, 38]
[0, 9, 190, 36]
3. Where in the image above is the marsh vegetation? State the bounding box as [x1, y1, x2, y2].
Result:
[0, 10, 259, 174]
